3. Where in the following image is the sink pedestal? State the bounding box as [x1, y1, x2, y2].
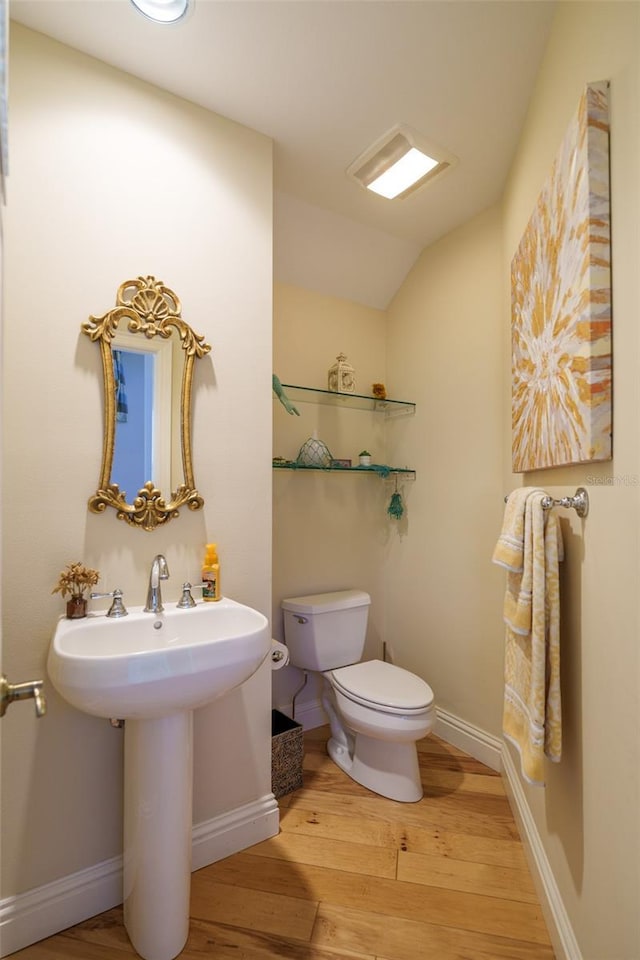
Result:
[47, 597, 271, 959]
[124, 713, 193, 960]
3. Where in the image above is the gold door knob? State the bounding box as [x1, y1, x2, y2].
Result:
[0, 674, 47, 718]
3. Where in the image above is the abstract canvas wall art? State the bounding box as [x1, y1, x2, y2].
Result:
[511, 82, 611, 472]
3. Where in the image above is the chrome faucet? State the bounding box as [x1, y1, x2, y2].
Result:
[144, 555, 170, 613]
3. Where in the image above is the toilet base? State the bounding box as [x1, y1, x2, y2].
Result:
[327, 732, 423, 803]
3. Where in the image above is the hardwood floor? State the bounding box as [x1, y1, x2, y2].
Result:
[11, 727, 555, 959]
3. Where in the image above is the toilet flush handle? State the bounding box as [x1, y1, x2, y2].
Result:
[294, 616, 308, 624]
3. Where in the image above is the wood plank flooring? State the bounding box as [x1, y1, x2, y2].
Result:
[11, 726, 555, 959]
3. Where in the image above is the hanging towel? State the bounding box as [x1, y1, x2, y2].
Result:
[493, 489, 564, 785]
[492, 487, 532, 573]
[493, 487, 540, 636]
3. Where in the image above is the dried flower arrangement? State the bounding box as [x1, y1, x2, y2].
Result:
[52, 561, 100, 600]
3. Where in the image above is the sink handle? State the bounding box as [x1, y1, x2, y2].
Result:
[177, 582, 205, 608]
[90, 588, 128, 618]
[1, 675, 47, 718]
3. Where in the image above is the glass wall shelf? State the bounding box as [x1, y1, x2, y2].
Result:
[273, 462, 416, 481]
[278, 384, 415, 417]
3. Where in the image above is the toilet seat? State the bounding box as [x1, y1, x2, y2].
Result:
[328, 659, 434, 716]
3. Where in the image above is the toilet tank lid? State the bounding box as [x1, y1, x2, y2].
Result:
[281, 589, 371, 614]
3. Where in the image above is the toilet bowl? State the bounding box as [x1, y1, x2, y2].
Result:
[281, 590, 435, 803]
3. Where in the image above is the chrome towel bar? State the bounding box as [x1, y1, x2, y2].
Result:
[504, 487, 589, 518]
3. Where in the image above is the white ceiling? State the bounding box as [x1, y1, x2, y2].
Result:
[10, 0, 556, 307]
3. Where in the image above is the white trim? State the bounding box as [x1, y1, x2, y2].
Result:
[433, 709, 581, 960]
[0, 794, 279, 957]
[191, 794, 279, 871]
[501, 744, 583, 960]
[433, 706, 502, 771]
[275, 696, 327, 732]
[276, 702, 581, 959]
[0, 857, 122, 957]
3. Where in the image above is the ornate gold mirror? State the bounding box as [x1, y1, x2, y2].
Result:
[82, 276, 211, 531]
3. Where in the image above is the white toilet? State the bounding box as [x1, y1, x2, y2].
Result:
[281, 589, 435, 803]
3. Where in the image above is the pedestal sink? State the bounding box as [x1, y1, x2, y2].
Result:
[47, 597, 270, 960]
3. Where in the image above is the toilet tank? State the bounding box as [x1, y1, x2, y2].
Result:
[281, 589, 371, 671]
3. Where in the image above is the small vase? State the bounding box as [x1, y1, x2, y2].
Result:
[66, 596, 87, 619]
[359, 455, 372, 467]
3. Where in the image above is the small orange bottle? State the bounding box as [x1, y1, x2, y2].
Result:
[201, 543, 221, 601]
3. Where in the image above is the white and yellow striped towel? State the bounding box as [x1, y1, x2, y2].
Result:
[492, 488, 564, 785]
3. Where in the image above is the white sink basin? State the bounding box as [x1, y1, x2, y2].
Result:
[47, 597, 270, 719]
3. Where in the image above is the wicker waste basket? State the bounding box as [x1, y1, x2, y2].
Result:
[271, 709, 303, 799]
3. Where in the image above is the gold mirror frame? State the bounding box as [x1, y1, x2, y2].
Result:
[82, 276, 211, 531]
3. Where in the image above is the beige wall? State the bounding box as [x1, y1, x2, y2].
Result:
[272, 283, 389, 714]
[501, 4, 640, 957]
[381, 6, 639, 957]
[1, 25, 273, 897]
[385, 205, 505, 732]
[4, 6, 639, 958]
[384, 4, 639, 958]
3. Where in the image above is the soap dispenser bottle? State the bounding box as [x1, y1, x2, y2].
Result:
[201, 543, 221, 601]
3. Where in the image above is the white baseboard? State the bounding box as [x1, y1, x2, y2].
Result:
[0, 794, 279, 958]
[273, 701, 580, 959]
[434, 707, 502, 771]
[501, 745, 583, 960]
[279, 701, 504, 768]
[191, 794, 279, 871]
[0, 856, 122, 959]
[433, 708, 581, 960]
[275, 696, 327, 731]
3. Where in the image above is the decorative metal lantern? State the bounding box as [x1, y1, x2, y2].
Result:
[328, 353, 356, 394]
[296, 436, 333, 467]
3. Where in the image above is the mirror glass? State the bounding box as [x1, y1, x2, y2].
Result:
[82, 276, 211, 531]
[111, 331, 174, 499]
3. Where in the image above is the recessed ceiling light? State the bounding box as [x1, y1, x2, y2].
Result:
[130, 0, 191, 24]
[347, 124, 457, 200]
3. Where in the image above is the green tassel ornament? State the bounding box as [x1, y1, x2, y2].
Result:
[387, 477, 404, 519]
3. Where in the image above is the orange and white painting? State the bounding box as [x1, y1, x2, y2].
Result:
[511, 82, 611, 472]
